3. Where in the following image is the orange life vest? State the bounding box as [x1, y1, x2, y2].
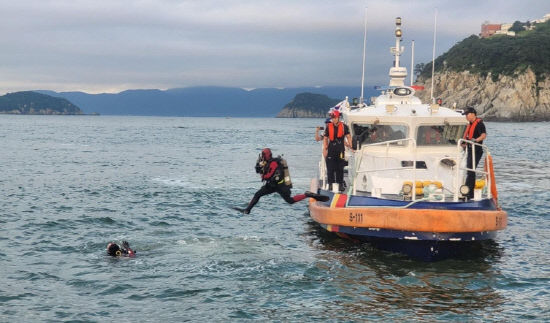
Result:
[328, 122, 344, 141]
[463, 118, 481, 140]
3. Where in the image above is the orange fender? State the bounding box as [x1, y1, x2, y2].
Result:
[486, 154, 499, 207]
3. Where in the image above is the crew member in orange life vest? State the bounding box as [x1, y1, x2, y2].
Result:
[235, 148, 328, 214]
[462, 107, 486, 199]
[323, 110, 354, 192]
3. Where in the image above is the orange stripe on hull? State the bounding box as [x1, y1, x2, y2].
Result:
[309, 199, 507, 233]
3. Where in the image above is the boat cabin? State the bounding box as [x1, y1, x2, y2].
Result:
[319, 87, 493, 203]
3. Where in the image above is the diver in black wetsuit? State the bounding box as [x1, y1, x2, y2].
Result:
[234, 148, 328, 214]
[106, 241, 136, 257]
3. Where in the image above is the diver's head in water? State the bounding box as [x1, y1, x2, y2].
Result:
[107, 242, 121, 256]
[106, 241, 136, 257]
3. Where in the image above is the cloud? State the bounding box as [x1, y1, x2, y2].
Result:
[0, 0, 548, 93]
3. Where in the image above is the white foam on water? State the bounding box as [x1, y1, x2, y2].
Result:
[151, 176, 188, 187]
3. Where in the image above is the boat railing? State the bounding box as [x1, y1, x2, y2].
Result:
[456, 139, 491, 202]
[349, 138, 493, 202]
[351, 137, 420, 196]
[318, 138, 407, 191]
[319, 141, 327, 188]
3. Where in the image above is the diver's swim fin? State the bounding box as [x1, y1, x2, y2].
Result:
[305, 191, 330, 202]
[231, 207, 250, 214]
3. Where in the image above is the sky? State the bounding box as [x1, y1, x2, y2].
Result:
[0, 0, 549, 94]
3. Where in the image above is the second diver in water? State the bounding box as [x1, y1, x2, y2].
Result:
[234, 148, 328, 214]
[106, 241, 136, 257]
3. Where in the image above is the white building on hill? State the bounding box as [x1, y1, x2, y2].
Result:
[534, 13, 550, 24]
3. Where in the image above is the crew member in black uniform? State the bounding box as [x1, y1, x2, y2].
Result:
[323, 110, 354, 192]
[235, 148, 328, 214]
[462, 107, 487, 199]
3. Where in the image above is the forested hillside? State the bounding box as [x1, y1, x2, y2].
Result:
[419, 20, 550, 82]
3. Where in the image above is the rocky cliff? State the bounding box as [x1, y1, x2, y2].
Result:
[417, 68, 550, 121]
[414, 19, 550, 121]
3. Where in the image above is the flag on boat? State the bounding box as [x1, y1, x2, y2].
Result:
[329, 99, 349, 114]
[331, 100, 343, 110]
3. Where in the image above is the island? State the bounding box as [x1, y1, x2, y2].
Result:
[0, 91, 83, 115]
[276, 92, 340, 118]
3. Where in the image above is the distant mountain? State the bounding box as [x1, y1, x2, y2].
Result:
[36, 86, 379, 117]
[0, 91, 83, 115]
[277, 93, 340, 118]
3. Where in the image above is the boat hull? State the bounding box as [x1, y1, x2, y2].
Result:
[308, 181, 507, 260]
[309, 197, 507, 233]
[323, 228, 497, 261]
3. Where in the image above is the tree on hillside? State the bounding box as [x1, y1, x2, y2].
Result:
[510, 21, 525, 33]
[414, 63, 425, 79]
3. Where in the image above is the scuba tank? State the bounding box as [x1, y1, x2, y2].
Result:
[274, 155, 292, 188]
[255, 149, 292, 188]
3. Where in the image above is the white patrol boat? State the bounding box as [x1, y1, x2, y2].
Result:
[308, 17, 507, 261]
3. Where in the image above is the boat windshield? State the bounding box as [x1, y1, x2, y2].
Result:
[416, 124, 467, 146]
[352, 123, 408, 148]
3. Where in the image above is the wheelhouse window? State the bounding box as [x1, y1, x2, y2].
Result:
[352, 123, 408, 149]
[416, 124, 467, 146]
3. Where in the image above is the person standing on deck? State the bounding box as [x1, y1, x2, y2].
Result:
[323, 110, 353, 192]
[462, 107, 486, 199]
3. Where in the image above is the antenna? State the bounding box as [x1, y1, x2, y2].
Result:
[430, 8, 438, 103]
[388, 17, 406, 87]
[360, 6, 368, 105]
[410, 40, 415, 86]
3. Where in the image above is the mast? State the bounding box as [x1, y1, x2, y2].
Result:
[360, 7, 368, 105]
[430, 9, 438, 103]
[410, 40, 415, 86]
[389, 17, 407, 87]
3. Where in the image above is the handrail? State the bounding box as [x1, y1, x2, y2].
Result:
[351, 138, 417, 195]
[323, 136, 493, 202]
[456, 138, 491, 201]
[344, 197, 430, 209]
[318, 141, 327, 189]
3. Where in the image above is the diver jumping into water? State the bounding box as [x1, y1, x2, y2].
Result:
[234, 148, 328, 214]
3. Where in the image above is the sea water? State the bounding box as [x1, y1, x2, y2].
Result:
[0, 115, 548, 321]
